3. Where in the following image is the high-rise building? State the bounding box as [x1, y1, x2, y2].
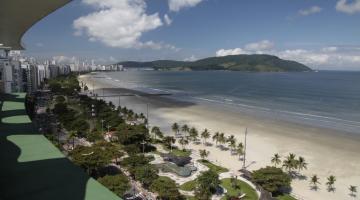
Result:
[0, 48, 13, 93]
[48, 65, 60, 78]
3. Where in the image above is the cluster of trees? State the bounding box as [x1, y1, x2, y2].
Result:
[252, 166, 291, 196]
[271, 153, 307, 174]
[170, 123, 245, 159]
[49, 74, 81, 95]
[53, 99, 90, 137]
[194, 170, 221, 200]
[121, 154, 184, 199]
[69, 142, 123, 176]
[309, 173, 357, 196]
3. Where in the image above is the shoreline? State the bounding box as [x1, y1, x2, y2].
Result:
[79, 73, 360, 200]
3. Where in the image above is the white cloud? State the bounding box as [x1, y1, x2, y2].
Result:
[322, 46, 338, 52]
[168, 0, 203, 12]
[164, 14, 172, 25]
[336, 0, 360, 14]
[74, 0, 175, 50]
[278, 49, 330, 65]
[184, 55, 197, 61]
[216, 48, 249, 57]
[298, 6, 322, 16]
[244, 40, 274, 51]
[278, 48, 360, 68]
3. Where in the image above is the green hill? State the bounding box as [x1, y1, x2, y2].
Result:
[117, 54, 312, 72]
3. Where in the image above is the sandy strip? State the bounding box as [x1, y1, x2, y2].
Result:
[79, 74, 360, 200]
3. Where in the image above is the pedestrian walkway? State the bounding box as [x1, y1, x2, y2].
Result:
[0, 93, 121, 200]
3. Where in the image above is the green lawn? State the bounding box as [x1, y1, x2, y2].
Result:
[180, 179, 197, 191]
[198, 159, 229, 174]
[162, 145, 192, 157]
[220, 178, 258, 200]
[276, 194, 297, 200]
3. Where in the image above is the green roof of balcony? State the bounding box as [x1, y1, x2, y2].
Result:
[0, 93, 121, 200]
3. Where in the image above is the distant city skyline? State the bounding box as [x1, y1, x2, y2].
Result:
[22, 0, 360, 70]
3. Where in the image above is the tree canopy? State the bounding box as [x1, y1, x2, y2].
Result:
[252, 166, 291, 195]
[97, 174, 131, 197]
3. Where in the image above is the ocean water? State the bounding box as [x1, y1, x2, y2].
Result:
[98, 70, 360, 134]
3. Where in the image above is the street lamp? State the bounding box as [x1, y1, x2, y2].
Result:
[242, 127, 248, 169]
[140, 140, 146, 154]
[101, 119, 105, 134]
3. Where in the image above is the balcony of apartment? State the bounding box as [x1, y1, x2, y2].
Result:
[0, 93, 121, 200]
[0, 1, 122, 199]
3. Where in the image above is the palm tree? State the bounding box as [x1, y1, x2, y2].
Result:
[228, 139, 236, 153]
[151, 126, 160, 140]
[199, 149, 209, 160]
[236, 142, 244, 159]
[201, 129, 211, 145]
[179, 137, 189, 150]
[226, 135, 236, 144]
[283, 153, 298, 173]
[297, 156, 308, 172]
[189, 127, 199, 143]
[310, 175, 320, 190]
[163, 136, 176, 152]
[181, 124, 190, 137]
[212, 132, 220, 146]
[326, 175, 336, 191]
[171, 123, 179, 137]
[271, 153, 281, 167]
[349, 185, 357, 197]
[218, 133, 226, 148]
[282, 159, 292, 173]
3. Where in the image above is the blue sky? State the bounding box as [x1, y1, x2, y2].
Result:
[22, 0, 360, 70]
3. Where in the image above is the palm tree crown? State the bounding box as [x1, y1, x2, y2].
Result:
[189, 127, 199, 142]
[310, 175, 320, 186]
[199, 149, 209, 160]
[181, 124, 190, 136]
[201, 129, 211, 144]
[179, 137, 189, 150]
[326, 175, 336, 190]
[349, 185, 357, 196]
[212, 132, 220, 146]
[171, 123, 179, 137]
[271, 153, 281, 167]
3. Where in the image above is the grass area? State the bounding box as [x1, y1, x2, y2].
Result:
[162, 145, 192, 157]
[198, 159, 229, 174]
[220, 178, 258, 200]
[276, 194, 297, 200]
[171, 148, 192, 157]
[179, 179, 197, 191]
[186, 196, 197, 200]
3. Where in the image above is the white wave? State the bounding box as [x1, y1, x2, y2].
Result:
[192, 96, 360, 127]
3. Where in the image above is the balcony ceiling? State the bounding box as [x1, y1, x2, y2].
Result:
[0, 0, 72, 50]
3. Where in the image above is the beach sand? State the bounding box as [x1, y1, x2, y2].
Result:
[80, 74, 360, 200]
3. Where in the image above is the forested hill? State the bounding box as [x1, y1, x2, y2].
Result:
[116, 54, 312, 72]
